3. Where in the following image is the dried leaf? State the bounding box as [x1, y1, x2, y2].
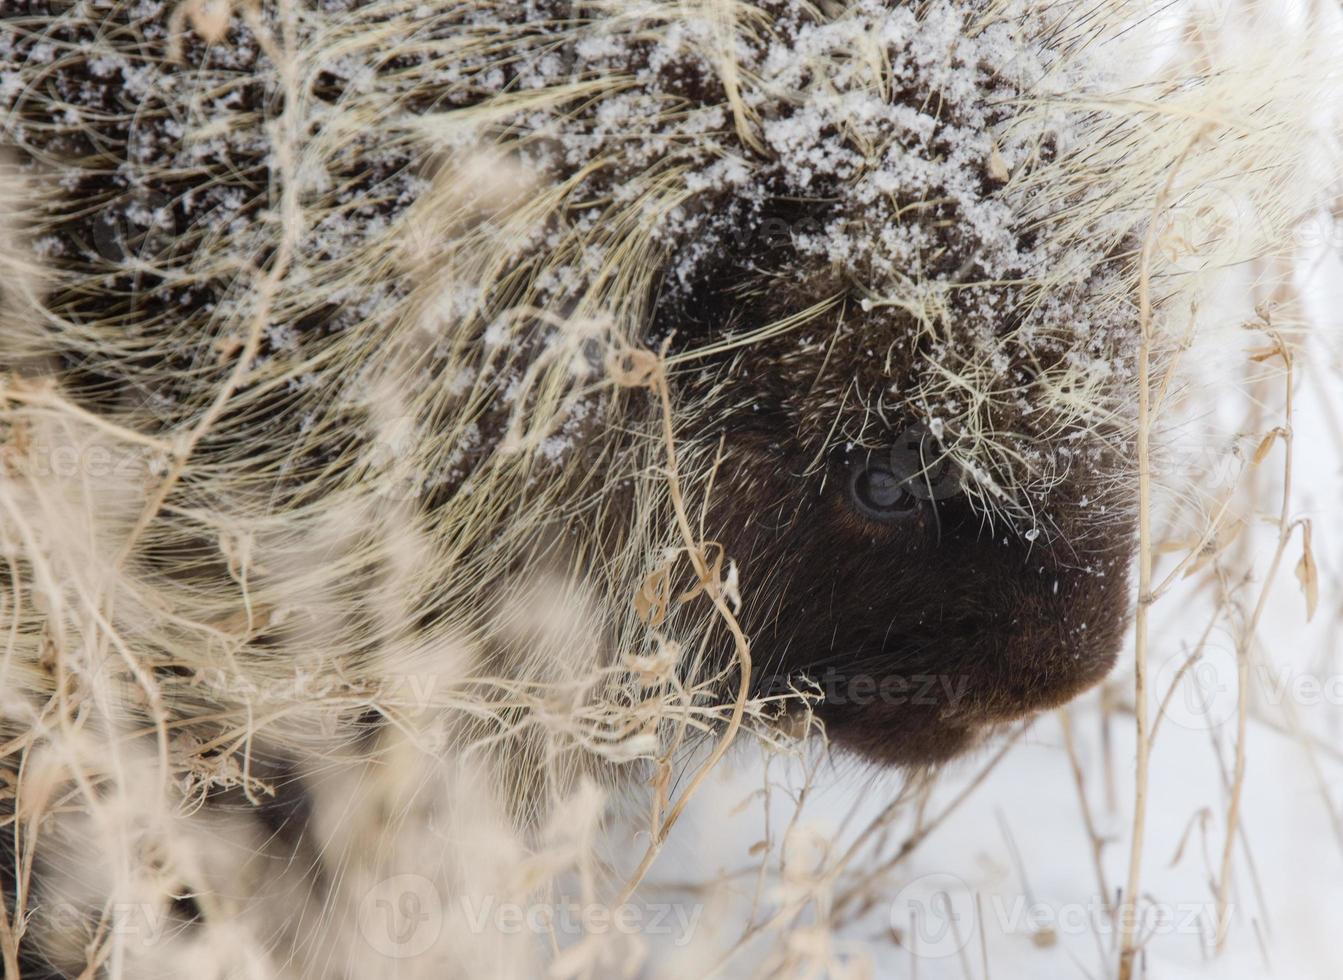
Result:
[1182, 520, 1244, 579]
[633, 565, 671, 627]
[1245, 343, 1284, 363]
[1252, 428, 1282, 465]
[677, 542, 725, 603]
[1296, 521, 1319, 622]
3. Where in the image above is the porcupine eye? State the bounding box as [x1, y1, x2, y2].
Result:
[847, 425, 965, 521]
[848, 458, 918, 522]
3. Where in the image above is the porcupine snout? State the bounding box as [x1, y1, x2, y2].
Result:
[703, 417, 1135, 765]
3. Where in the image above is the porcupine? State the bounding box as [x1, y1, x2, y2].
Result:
[0, 0, 1315, 975]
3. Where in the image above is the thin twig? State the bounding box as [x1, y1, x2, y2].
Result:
[1059, 708, 1115, 921]
[1118, 124, 1212, 980]
[1215, 329, 1298, 952]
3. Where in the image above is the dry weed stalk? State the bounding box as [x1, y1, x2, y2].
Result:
[1059, 707, 1115, 923]
[1213, 325, 1303, 952]
[606, 341, 755, 906]
[1118, 125, 1212, 980]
